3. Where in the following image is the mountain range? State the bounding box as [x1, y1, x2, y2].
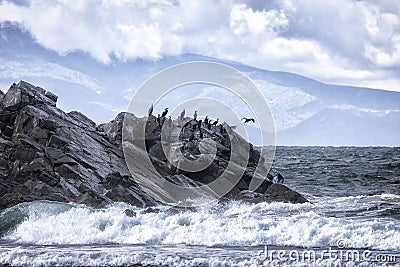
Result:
[1, 22, 399, 146]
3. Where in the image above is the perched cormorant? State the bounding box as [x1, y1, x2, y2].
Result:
[180, 109, 185, 120]
[219, 124, 224, 134]
[241, 117, 255, 123]
[212, 118, 219, 126]
[156, 114, 161, 125]
[148, 104, 154, 116]
[204, 116, 208, 124]
[168, 116, 172, 127]
[161, 108, 169, 117]
[193, 110, 198, 121]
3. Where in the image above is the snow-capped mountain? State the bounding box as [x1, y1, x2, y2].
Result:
[1, 22, 399, 146]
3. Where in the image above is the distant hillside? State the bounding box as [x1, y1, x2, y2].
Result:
[1, 22, 399, 146]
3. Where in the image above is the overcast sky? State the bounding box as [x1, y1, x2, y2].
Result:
[0, 0, 399, 92]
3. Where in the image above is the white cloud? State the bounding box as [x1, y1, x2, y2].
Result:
[0, 0, 399, 91]
[0, 59, 104, 94]
[230, 4, 288, 35]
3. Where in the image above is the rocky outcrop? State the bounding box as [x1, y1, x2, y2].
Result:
[0, 81, 307, 209]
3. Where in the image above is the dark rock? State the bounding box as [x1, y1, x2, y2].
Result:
[30, 127, 49, 140]
[39, 118, 59, 131]
[45, 91, 58, 103]
[1, 81, 56, 111]
[47, 134, 70, 148]
[0, 81, 308, 210]
[264, 184, 308, 204]
[68, 111, 96, 129]
[3, 125, 13, 137]
[124, 209, 136, 217]
[12, 146, 38, 162]
[75, 191, 107, 208]
[234, 185, 308, 204]
[45, 147, 77, 167]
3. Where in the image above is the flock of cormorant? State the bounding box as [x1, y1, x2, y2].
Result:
[147, 104, 255, 127]
[146, 104, 256, 144]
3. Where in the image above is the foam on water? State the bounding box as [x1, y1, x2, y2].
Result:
[2, 197, 399, 251]
[3, 244, 398, 267]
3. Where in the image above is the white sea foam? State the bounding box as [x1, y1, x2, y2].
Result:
[3, 199, 400, 251]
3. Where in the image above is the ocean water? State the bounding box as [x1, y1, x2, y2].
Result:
[0, 147, 399, 266]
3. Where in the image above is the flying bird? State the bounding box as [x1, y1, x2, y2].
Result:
[241, 117, 255, 123]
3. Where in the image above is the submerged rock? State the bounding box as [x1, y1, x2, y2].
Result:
[0, 81, 308, 209]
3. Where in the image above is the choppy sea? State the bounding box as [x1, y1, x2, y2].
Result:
[1, 147, 399, 266]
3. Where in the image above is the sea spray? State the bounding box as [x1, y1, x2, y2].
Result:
[2, 198, 399, 250]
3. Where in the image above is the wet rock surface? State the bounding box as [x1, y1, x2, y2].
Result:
[0, 81, 307, 209]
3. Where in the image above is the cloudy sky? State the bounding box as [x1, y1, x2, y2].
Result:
[0, 0, 399, 92]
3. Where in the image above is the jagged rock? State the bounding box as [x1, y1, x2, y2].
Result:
[45, 147, 77, 167]
[47, 134, 70, 148]
[124, 209, 136, 217]
[1, 81, 56, 111]
[3, 126, 13, 137]
[0, 81, 308, 209]
[264, 184, 308, 203]
[0, 90, 4, 105]
[234, 184, 308, 204]
[68, 111, 96, 129]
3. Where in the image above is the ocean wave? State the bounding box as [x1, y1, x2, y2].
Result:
[1, 200, 399, 251]
[1, 244, 399, 267]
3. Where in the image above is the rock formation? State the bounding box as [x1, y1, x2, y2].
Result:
[0, 81, 307, 209]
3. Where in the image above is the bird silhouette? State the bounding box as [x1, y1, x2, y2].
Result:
[161, 108, 169, 117]
[156, 114, 161, 125]
[148, 104, 153, 116]
[212, 118, 219, 125]
[180, 109, 185, 120]
[193, 110, 198, 121]
[204, 116, 208, 124]
[241, 117, 255, 123]
[168, 116, 172, 127]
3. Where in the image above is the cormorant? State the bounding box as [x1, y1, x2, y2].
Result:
[180, 109, 185, 120]
[212, 118, 219, 125]
[148, 104, 153, 116]
[219, 124, 224, 134]
[161, 108, 169, 117]
[204, 116, 208, 124]
[156, 114, 161, 125]
[168, 116, 172, 127]
[241, 117, 255, 123]
[193, 110, 197, 121]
